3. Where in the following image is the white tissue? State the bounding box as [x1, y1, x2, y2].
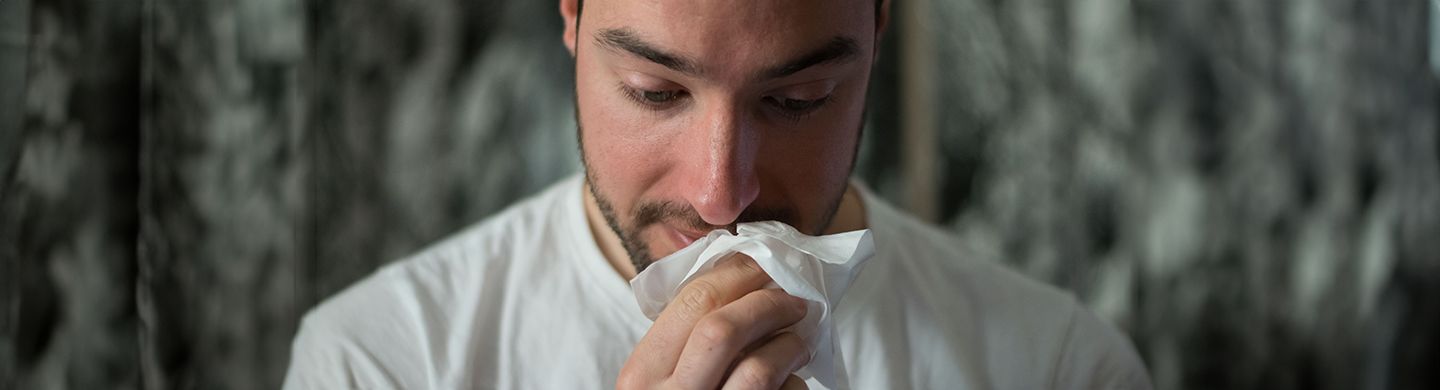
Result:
[630, 221, 875, 390]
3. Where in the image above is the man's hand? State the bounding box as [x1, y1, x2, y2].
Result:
[618, 254, 812, 390]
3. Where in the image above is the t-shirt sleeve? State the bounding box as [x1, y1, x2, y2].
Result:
[281, 309, 417, 390]
[282, 267, 432, 390]
[282, 313, 357, 389]
[1050, 305, 1155, 390]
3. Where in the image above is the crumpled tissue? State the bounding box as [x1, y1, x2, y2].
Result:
[630, 221, 875, 390]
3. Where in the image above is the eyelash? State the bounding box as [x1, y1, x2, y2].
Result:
[765, 95, 831, 122]
[617, 83, 832, 122]
[618, 84, 687, 109]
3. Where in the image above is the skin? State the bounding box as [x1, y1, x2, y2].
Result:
[560, 0, 889, 388]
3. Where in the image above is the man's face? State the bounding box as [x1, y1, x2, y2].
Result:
[571, 0, 880, 271]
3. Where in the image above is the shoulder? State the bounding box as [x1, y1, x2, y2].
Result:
[283, 264, 430, 389]
[841, 190, 1152, 388]
[853, 193, 1079, 329]
[283, 176, 582, 389]
[1051, 299, 1154, 389]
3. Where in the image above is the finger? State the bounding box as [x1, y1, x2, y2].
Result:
[718, 332, 811, 390]
[672, 288, 808, 388]
[779, 374, 808, 390]
[622, 254, 771, 381]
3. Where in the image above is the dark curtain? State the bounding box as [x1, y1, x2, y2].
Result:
[2, 1, 1438, 389]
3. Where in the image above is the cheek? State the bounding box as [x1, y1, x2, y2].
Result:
[753, 95, 862, 227]
[577, 66, 672, 215]
[761, 96, 863, 182]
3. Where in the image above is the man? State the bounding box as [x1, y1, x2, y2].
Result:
[284, 0, 1153, 388]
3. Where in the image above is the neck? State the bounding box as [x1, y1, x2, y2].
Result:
[823, 184, 869, 235]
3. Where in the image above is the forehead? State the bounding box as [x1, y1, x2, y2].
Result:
[583, 0, 874, 78]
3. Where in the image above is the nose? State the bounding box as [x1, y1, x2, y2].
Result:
[680, 99, 760, 227]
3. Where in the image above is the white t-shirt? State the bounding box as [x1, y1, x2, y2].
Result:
[284, 175, 1153, 389]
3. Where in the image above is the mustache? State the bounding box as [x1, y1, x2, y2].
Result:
[631, 200, 797, 234]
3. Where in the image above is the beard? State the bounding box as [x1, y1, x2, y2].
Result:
[582, 166, 842, 274]
[578, 135, 849, 274]
[573, 92, 863, 274]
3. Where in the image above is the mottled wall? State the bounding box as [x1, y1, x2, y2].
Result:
[4, 0, 141, 388]
[918, 1, 1440, 389]
[2, 1, 1438, 389]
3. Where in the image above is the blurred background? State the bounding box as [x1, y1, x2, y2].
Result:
[2, 0, 1438, 388]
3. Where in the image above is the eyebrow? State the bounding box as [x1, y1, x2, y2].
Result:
[593, 28, 860, 80]
[596, 28, 701, 75]
[761, 37, 860, 79]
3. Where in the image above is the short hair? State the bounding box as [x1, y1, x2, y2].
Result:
[576, 0, 884, 25]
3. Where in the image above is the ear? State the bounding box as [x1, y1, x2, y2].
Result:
[875, 0, 891, 45]
[560, 0, 580, 56]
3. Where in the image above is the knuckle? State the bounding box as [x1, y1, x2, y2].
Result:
[693, 315, 741, 346]
[732, 359, 781, 389]
[614, 367, 648, 390]
[758, 289, 807, 318]
[678, 281, 722, 314]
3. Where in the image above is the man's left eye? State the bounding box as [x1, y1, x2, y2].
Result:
[767, 96, 830, 113]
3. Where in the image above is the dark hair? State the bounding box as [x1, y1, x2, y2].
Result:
[576, 0, 884, 26]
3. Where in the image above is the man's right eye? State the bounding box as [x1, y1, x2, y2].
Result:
[641, 90, 679, 103]
[620, 84, 686, 108]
